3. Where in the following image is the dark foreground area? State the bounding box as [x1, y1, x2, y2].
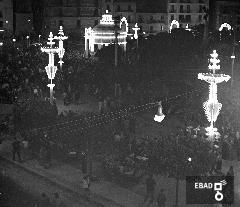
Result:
[0, 175, 53, 207]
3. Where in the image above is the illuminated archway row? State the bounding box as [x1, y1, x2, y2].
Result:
[169, 20, 191, 33]
[219, 23, 231, 31]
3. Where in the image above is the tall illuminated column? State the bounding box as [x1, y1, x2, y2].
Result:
[54, 26, 68, 69]
[198, 50, 230, 136]
[41, 32, 59, 104]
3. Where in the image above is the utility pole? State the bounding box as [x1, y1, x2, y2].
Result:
[114, 22, 119, 97]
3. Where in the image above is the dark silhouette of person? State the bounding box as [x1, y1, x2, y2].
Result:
[157, 189, 167, 207]
[12, 136, 22, 161]
[143, 174, 156, 204]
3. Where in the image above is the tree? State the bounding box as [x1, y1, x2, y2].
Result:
[147, 133, 215, 207]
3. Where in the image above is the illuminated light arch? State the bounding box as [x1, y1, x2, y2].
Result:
[219, 23, 231, 31]
[169, 20, 179, 33]
[84, 10, 128, 56]
[120, 17, 128, 33]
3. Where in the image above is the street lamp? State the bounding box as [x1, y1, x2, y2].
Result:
[41, 32, 60, 104]
[132, 23, 140, 48]
[54, 26, 68, 69]
[154, 101, 165, 123]
[12, 38, 16, 48]
[198, 50, 230, 138]
[231, 52, 235, 87]
[26, 35, 30, 47]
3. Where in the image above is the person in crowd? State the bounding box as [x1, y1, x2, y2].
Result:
[215, 154, 222, 173]
[12, 135, 22, 162]
[157, 189, 166, 207]
[143, 174, 156, 205]
[82, 175, 91, 201]
[226, 166, 234, 177]
[53, 192, 66, 207]
[40, 193, 51, 207]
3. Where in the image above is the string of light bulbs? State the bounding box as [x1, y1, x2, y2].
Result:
[30, 88, 204, 138]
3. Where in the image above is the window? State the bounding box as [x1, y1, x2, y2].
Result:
[186, 15, 191, 22]
[187, 5, 190, 13]
[0, 11, 2, 18]
[199, 15, 202, 21]
[161, 16, 164, 21]
[138, 15, 143, 23]
[106, 4, 110, 12]
[59, 20, 63, 26]
[77, 20, 81, 27]
[128, 15, 131, 23]
[150, 26, 153, 32]
[199, 5, 203, 12]
[0, 21, 3, 27]
[128, 5, 132, 11]
[117, 5, 120, 12]
[171, 15, 174, 21]
[179, 15, 184, 21]
[150, 16, 153, 21]
[170, 5, 174, 12]
[180, 5, 183, 13]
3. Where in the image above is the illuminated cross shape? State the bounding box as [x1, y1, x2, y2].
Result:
[132, 23, 140, 39]
[41, 32, 60, 104]
[54, 26, 68, 67]
[198, 50, 230, 136]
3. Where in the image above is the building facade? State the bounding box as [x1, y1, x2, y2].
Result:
[214, 0, 240, 30]
[44, 0, 100, 38]
[168, 0, 209, 31]
[0, 0, 13, 37]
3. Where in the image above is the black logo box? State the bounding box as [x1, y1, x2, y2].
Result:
[186, 176, 234, 204]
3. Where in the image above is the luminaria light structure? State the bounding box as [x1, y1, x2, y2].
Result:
[219, 23, 231, 31]
[169, 20, 180, 33]
[198, 50, 230, 136]
[41, 32, 60, 104]
[154, 101, 165, 123]
[54, 26, 68, 69]
[84, 10, 128, 56]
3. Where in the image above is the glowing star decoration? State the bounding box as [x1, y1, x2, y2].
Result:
[169, 20, 179, 33]
[154, 101, 165, 123]
[84, 10, 128, 56]
[132, 23, 140, 39]
[219, 23, 231, 31]
[41, 32, 60, 104]
[198, 50, 230, 136]
[54, 26, 68, 68]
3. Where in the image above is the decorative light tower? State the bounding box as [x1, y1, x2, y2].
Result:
[41, 32, 59, 104]
[54, 26, 68, 69]
[198, 50, 230, 136]
[154, 101, 165, 123]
